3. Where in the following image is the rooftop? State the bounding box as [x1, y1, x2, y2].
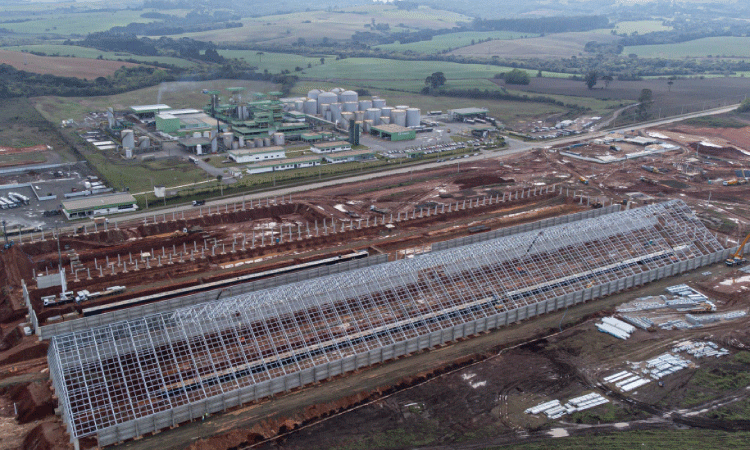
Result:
[229, 146, 285, 156]
[130, 104, 171, 113]
[372, 124, 412, 134]
[248, 155, 322, 168]
[327, 149, 375, 158]
[313, 140, 352, 148]
[450, 107, 489, 116]
[62, 193, 137, 212]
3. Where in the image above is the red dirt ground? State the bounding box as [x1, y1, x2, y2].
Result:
[0, 50, 139, 79]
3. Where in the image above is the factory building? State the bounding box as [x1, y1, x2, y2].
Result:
[310, 141, 353, 154]
[61, 193, 138, 220]
[323, 149, 376, 163]
[155, 109, 219, 137]
[371, 124, 416, 142]
[246, 156, 323, 174]
[449, 107, 489, 122]
[129, 104, 171, 119]
[228, 147, 286, 164]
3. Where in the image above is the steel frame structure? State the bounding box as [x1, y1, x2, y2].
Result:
[48, 200, 724, 443]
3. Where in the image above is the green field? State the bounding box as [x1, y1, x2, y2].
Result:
[612, 20, 673, 35]
[85, 152, 207, 193]
[31, 79, 279, 124]
[3, 45, 197, 68]
[374, 31, 540, 54]
[625, 37, 750, 59]
[220, 50, 333, 73]
[0, 9, 153, 35]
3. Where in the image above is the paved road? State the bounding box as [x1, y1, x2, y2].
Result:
[74, 103, 741, 228]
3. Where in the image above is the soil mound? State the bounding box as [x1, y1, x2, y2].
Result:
[9, 381, 55, 423]
[21, 422, 69, 450]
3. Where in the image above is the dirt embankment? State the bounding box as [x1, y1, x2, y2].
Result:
[21, 422, 70, 450]
[5, 381, 55, 423]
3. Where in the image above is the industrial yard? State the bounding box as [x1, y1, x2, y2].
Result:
[1, 96, 750, 450]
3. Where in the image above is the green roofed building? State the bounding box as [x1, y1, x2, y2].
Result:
[371, 124, 416, 142]
[62, 193, 138, 220]
[130, 104, 171, 118]
[448, 107, 488, 122]
[323, 149, 376, 164]
[310, 141, 352, 153]
[246, 156, 323, 174]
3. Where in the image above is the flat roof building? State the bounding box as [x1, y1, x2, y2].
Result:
[129, 104, 171, 118]
[323, 149, 376, 163]
[449, 107, 489, 121]
[311, 141, 352, 153]
[156, 109, 219, 137]
[228, 147, 285, 164]
[371, 124, 416, 142]
[61, 193, 138, 220]
[246, 156, 323, 174]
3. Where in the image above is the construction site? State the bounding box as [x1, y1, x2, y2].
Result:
[2, 116, 750, 450]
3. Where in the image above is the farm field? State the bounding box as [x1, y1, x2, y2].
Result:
[624, 36, 750, 59]
[0, 9, 154, 36]
[31, 79, 279, 124]
[167, 5, 470, 45]
[450, 30, 620, 59]
[503, 76, 750, 118]
[220, 50, 334, 74]
[0, 49, 139, 78]
[3, 45, 197, 68]
[374, 31, 540, 54]
[611, 20, 673, 35]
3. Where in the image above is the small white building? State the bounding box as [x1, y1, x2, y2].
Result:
[228, 147, 286, 164]
[247, 156, 323, 174]
[61, 193, 138, 220]
[310, 141, 352, 154]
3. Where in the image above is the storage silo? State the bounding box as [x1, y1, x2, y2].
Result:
[391, 109, 407, 127]
[365, 108, 380, 122]
[231, 141, 238, 150]
[406, 108, 421, 127]
[303, 99, 317, 115]
[121, 130, 134, 149]
[380, 106, 394, 119]
[372, 98, 386, 109]
[254, 138, 264, 148]
[354, 111, 365, 122]
[396, 105, 409, 110]
[307, 89, 321, 100]
[330, 103, 343, 123]
[317, 91, 338, 114]
[138, 136, 150, 148]
[343, 102, 358, 112]
[239, 136, 245, 148]
[294, 100, 304, 111]
[380, 116, 391, 124]
[325, 111, 332, 122]
[264, 137, 271, 147]
[248, 140, 255, 148]
[363, 120, 373, 133]
[341, 90, 358, 104]
[212, 137, 219, 153]
[222, 132, 233, 148]
[331, 87, 343, 94]
[358, 99, 372, 111]
[273, 133, 285, 146]
[196, 144, 203, 155]
[124, 148, 133, 159]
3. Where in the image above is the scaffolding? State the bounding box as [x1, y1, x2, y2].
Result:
[48, 200, 725, 444]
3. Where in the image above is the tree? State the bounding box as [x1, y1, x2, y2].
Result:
[320, 57, 325, 65]
[503, 68, 530, 85]
[256, 51, 264, 63]
[636, 88, 653, 119]
[585, 71, 598, 89]
[737, 98, 750, 113]
[601, 75, 613, 89]
[424, 71, 446, 91]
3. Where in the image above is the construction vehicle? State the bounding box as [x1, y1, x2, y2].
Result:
[723, 179, 739, 186]
[725, 232, 750, 266]
[578, 176, 589, 185]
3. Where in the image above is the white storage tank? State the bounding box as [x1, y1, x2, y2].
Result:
[222, 132, 234, 148]
[303, 99, 317, 115]
[363, 120, 373, 133]
[343, 102, 358, 112]
[264, 137, 271, 147]
[406, 108, 421, 127]
[391, 109, 407, 127]
[396, 105, 409, 110]
[317, 92, 338, 114]
[372, 98, 386, 109]
[273, 133, 285, 146]
[294, 100, 304, 111]
[124, 148, 133, 159]
[380, 106, 394, 119]
[354, 111, 365, 122]
[365, 108, 380, 122]
[138, 136, 150, 148]
[254, 138, 264, 148]
[380, 116, 391, 124]
[196, 144, 203, 155]
[325, 111, 332, 122]
[331, 87, 343, 94]
[121, 130, 134, 149]
[239, 136, 245, 147]
[248, 140, 256, 148]
[231, 141, 238, 150]
[358, 99, 372, 111]
[341, 90, 358, 104]
[341, 112, 355, 124]
[330, 103, 343, 123]
[307, 89, 321, 100]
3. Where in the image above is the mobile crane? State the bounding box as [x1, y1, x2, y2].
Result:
[725, 232, 750, 266]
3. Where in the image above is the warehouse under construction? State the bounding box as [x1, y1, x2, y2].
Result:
[47, 200, 729, 446]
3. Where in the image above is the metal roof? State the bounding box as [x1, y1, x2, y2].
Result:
[130, 104, 171, 113]
[372, 124, 412, 134]
[313, 140, 352, 148]
[61, 193, 137, 212]
[449, 107, 489, 116]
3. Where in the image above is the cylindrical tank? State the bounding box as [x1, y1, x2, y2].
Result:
[341, 90, 358, 104]
[325, 111, 332, 122]
[330, 103, 343, 123]
[317, 92, 338, 114]
[303, 99, 317, 115]
[373, 115, 381, 126]
[195, 144, 202, 155]
[363, 120, 373, 133]
[365, 108, 380, 122]
[406, 108, 421, 127]
[273, 133, 285, 146]
[222, 132, 233, 148]
[391, 109, 407, 127]
[331, 87, 343, 94]
[124, 148, 133, 159]
[121, 130, 134, 149]
[307, 89, 321, 100]
[254, 138, 263, 147]
[231, 141, 238, 150]
[341, 112, 355, 124]
[264, 137, 271, 147]
[380, 106, 394, 119]
[380, 116, 391, 125]
[212, 137, 218, 153]
[372, 98, 386, 109]
[294, 100, 304, 111]
[354, 111, 365, 122]
[203, 131, 211, 138]
[248, 140, 255, 148]
[239, 136, 245, 147]
[358, 99, 372, 111]
[343, 102, 358, 112]
[339, 119, 349, 130]
[138, 136, 150, 148]
[396, 105, 409, 110]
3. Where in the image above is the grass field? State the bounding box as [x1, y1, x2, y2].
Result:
[0, 49, 139, 78]
[374, 31, 539, 54]
[220, 50, 333, 73]
[4, 45, 197, 68]
[31, 79, 279, 124]
[86, 152, 206, 193]
[450, 30, 620, 59]
[0, 97, 77, 162]
[0, 9, 153, 35]
[624, 37, 750, 59]
[163, 5, 470, 45]
[612, 20, 673, 35]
